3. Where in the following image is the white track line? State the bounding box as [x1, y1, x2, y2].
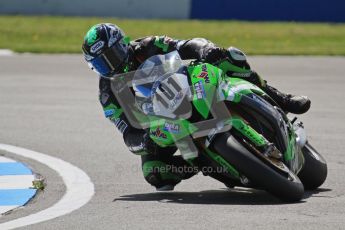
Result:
[0, 206, 18, 215]
[0, 175, 35, 189]
[0, 157, 15, 163]
[0, 144, 95, 229]
[0, 50, 15, 56]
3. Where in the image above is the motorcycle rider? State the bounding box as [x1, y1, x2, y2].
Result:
[82, 23, 311, 191]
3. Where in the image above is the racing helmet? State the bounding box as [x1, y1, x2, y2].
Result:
[82, 23, 129, 77]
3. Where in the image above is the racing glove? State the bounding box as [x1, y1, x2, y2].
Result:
[203, 47, 228, 64]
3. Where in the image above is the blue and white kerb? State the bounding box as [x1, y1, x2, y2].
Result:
[0, 156, 37, 215]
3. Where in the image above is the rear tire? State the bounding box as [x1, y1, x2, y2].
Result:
[298, 142, 327, 190]
[212, 132, 304, 202]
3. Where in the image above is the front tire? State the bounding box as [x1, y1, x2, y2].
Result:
[298, 142, 327, 190]
[212, 132, 304, 202]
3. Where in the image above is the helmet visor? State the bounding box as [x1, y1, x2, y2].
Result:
[89, 42, 127, 77]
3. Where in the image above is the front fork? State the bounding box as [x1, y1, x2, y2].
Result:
[231, 117, 282, 160]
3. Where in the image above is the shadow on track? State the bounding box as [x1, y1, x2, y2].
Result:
[114, 187, 332, 205]
[303, 188, 332, 199]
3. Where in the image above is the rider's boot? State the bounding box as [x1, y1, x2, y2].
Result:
[142, 154, 197, 192]
[247, 72, 311, 114]
[143, 161, 181, 192]
[156, 184, 175, 191]
[264, 84, 311, 114]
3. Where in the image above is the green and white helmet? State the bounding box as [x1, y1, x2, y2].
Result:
[82, 23, 129, 77]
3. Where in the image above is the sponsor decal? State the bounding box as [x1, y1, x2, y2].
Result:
[90, 40, 105, 54]
[118, 121, 128, 134]
[113, 118, 128, 134]
[129, 143, 145, 153]
[150, 127, 167, 139]
[231, 72, 251, 78]
[169, 91, 183, 109]
[163, 122, 180, 133]
[194, 80, 206, 99]
[104, 109, 115, 118]
[197, 65, 210, 83]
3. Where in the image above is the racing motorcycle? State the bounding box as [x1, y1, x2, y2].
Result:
[111, 51, 327, 202]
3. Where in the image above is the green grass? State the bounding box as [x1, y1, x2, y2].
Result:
[0, 15, 345, 55]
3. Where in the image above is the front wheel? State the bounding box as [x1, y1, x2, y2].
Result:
[298, 142, 327, 190]
[212, 132, 304, 202]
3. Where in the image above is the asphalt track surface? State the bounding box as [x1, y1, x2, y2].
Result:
[0, 54, 345, 229]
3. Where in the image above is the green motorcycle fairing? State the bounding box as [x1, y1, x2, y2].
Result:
[148, 63, 222, 147]
[187, 63, 300, 166]
[148, 60, 300, 174]
[149, 62, 268, 148]
[149, 118, 197, 147]
[188, 63, 221, 119]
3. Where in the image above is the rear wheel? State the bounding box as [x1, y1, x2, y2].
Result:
[212, 132, 304, 202]
[298, 142, 327, 190]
